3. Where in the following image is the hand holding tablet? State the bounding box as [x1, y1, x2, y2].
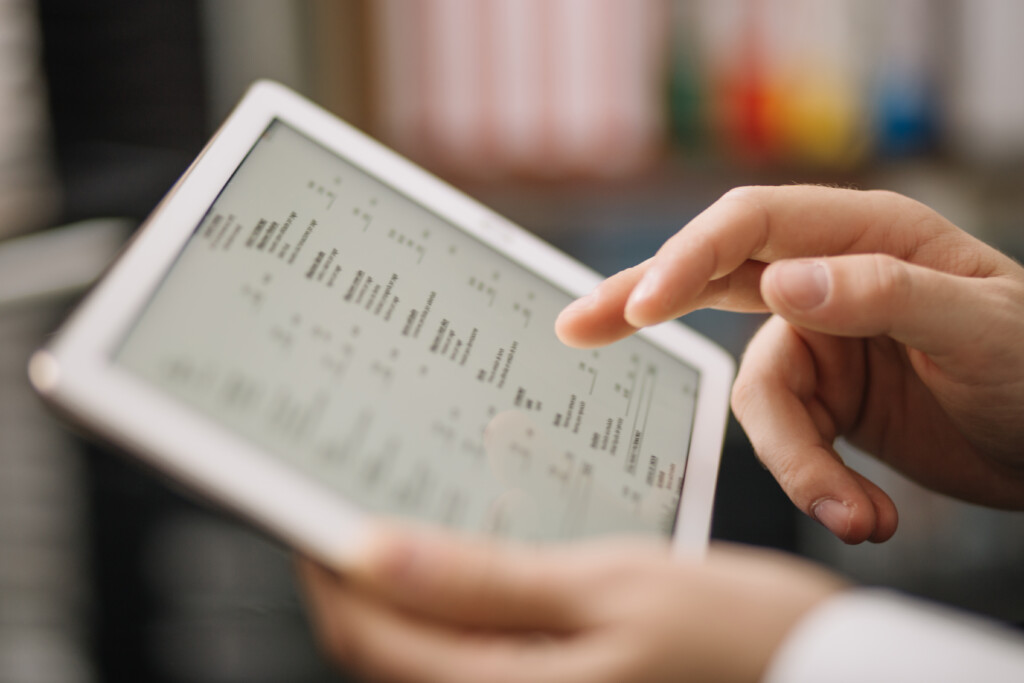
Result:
[30, 81, 734, 567]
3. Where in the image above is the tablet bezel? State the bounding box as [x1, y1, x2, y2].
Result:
[30, 80, 734, 567]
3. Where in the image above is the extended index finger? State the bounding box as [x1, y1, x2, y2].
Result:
[622, 185, 960, 328]
[555, 258, 768, 348]
[557, 186, 965, 348]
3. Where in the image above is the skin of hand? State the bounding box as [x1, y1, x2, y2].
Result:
[557, 185, 1024, 543]
[299, 527, 844, 683]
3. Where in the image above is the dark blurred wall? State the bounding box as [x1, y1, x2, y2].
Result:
[38, 0, 208, 223]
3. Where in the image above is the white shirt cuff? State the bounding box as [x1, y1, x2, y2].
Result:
[762, 588, 1024, 683]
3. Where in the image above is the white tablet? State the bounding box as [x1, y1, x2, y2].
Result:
[30, 81, 734, 567]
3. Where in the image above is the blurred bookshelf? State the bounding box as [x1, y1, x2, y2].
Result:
[289, 1, 1024, 256]
[199, 0, 1024, 255]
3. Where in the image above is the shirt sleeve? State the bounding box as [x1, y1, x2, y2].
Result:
[761, 588, 1024, 683]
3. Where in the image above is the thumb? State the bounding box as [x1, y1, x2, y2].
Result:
[761, 255, 984, 357]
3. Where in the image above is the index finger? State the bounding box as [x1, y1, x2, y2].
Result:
[623, 185, 962, 327]
[557, 186, 961, 347]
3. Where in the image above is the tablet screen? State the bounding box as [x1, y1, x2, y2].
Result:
[115, 120, 700, 540]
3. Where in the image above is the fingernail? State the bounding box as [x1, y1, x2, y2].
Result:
[773, 260, 829, 311]
[812, 499, 851, 538]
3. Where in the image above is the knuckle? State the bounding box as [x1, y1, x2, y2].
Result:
[770, 453, 814, 507]
[869, 254, 913, 305]
[719, 185, 765, 205]
[718, 187, 770, 230]
[988, 274, 1024, 303]
[870, 189, 960, 239]
[729, 378, 757, 422]
[772, 447, 844, 513]
[865, 188, 906, 205]
[867, 188, 924, 218]
[731, 329, 779, 418]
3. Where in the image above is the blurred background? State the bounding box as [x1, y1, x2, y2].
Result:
[2, 1, 1023, 681]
